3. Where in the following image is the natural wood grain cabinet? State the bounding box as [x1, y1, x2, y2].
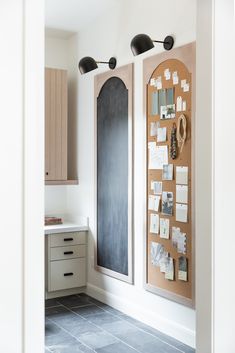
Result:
[45, 68, 67, 181]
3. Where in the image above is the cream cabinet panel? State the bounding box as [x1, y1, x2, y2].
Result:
[45, 68, 67, 181]
[49, 232, 86, 248]
[50, 245, 86, 261]
[49, 258, 86, 292]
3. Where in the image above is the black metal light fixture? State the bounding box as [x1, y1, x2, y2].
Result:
[130, 34, 174, 56]
[78, 56, 117, 74]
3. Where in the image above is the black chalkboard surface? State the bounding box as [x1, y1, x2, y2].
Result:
[97, 77, 129, 276]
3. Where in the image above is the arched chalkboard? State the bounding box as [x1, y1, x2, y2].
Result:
[97, 77, 129, 276]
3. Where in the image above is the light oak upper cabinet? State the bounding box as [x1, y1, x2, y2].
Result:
[45, 68, 67, 182]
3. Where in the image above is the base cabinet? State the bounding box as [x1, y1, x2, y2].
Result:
[46, 232, 86, 293]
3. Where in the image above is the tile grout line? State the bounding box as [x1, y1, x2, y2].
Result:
[46, 295, 193, 353]
[71, 299, 187, 353]
[58, 303, 142, 353]
[46, 316, 96, 353]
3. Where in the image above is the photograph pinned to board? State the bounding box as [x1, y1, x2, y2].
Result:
[176, 203, 188, 223]
[162, 164, 173, 181]
[165, 257, 174, 281]
[157, 127, 167, 142]
[162, 192, 174, 216]
[151, 92, 159, 116]
[172, 227, 186, 254]
[151, 181, 163, 195]
[150, 213, 159, 234]
[164, 68, 171, 80]
[176, 166, 188, 185]
[172, 71, 179, 85]
[176, 185, 188, 204]
[166, 88, 174, 105]
[148, 143, 168, 170]
[150, 242, 164, 266]
[150, 121, 159, 136]
[160, 218, 170, 239]
[160, 104, 176, 120]
[150, 78, 156, 86]
[148, 195, 161, 212]
[159, 251, 169, 273]
[155, 76, 162, 90]
[178, 256, 188, 281]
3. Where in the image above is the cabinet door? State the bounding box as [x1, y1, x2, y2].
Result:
[45, 68, 67, 181]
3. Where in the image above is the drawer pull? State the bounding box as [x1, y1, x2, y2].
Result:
[64, 238, 74, 242]
[64, 272, 74, 277]
[64, 251, 74, 255]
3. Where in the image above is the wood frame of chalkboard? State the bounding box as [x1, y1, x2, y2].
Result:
[94, 63, 133, 284]
[143, 43, 196, 307]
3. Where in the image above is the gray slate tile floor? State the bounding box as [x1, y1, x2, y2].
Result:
[45, 293, 195, 353]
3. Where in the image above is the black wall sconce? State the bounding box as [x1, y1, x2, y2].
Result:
[78, 56, 117, 74]
[130, 34, 174, 56]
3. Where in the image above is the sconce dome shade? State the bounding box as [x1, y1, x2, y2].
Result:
[79, 56, 98, 74]
[130, 33, 154, 56]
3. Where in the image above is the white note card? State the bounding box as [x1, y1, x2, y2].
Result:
[148, 195, 160, 212]
[176, 166, 188, 185]
[151, 181, 162, 195]
[150, 122, 159, 137]
[148, 144, 168, 170]
[157, 127, 167, 142]
[155, 76, 162, 90]
[176, 204, 188, 223]
[176, 96, 182, 112]
[160, 218, 170, 239]
[176, 185, 188, 204]
[172, 71, 179, 85]
[164, 68, 171, 80]
[150, 78, 156, 86]
[150, 214, 159, 234]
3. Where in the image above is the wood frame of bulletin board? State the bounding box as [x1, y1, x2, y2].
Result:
[94, 64, 134, 284]
[143, 42, 196, 307]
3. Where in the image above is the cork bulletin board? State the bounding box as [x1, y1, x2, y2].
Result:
[143, 43, 195, 307]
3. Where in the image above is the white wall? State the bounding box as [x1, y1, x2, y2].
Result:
[60, 0, 196, 347]
[0, 1, 44, 353]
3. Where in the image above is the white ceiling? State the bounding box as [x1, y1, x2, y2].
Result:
[45, 0, 121, 34]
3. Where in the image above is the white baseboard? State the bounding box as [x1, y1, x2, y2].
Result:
[86, 282, 195, 348]
[45, 286, 86, 299]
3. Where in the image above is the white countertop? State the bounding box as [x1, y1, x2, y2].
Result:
[44, 222, 88, 235]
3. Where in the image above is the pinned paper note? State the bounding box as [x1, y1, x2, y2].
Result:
[164, 68, 171, 80]
[172, 71, 179, 85]
[148, 195, 160, 212]
[176, 185, 188, 204]
[177, 96, 182, 112]
[160, 218, 170, 239]
[162, 164, 173, 181]
[148, 144, 168, 170]
[151, 242, 164, 266]
[151, 181, 162, 195]
[165, 257, 174, 280]
[182, 100, 187, 111]
[176, 203, 188, 223]
[150, 121, 159, 136]
[150, 78, 156, 86]
[183, 83, 190, 92]
[157, 127, 167, 142]
[178, 256, 188, 281]
[155, 76, 162, 90]
[172, 227, 186, 254]
[176, 166, 188, 185]
[162, 192, 173, 216]
[181, 79, 186, 88]
[150, 213, 159, 234]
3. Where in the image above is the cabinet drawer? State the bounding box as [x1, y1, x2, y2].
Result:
[50, 245, 86, 261]
[49, 258, 86, 292]
[50, 232, 86, 247]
